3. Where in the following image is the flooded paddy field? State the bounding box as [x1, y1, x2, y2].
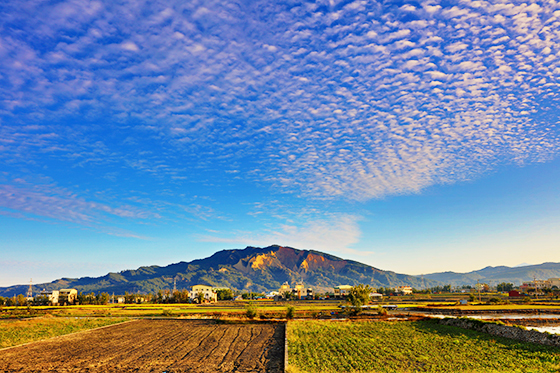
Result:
[400, 309, 560, 334]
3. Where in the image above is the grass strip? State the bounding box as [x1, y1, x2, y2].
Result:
[0, 316, 128, 349]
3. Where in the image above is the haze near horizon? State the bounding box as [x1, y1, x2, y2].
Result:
[1, 0, 560, 287]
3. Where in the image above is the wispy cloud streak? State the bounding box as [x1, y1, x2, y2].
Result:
[0, 180, 157, 237]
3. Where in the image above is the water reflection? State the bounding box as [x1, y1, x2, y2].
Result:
[526, 326, 560, 335]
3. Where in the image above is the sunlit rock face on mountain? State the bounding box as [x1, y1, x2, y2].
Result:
[235, 246, 346, 273]
[0, 245, 440, 296]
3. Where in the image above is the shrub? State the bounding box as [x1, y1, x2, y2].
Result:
[346, 306, 361, 316]
[162, 309, 172, 317]
[245, 302, 258, 319]
[286, 305, 295, 319]
[487, 297, 503, 305]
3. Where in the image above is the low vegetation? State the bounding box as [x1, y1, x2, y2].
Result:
[0, 316, 128, 349]
[288, 320, 560, 373]
[245, 301, 258, 319]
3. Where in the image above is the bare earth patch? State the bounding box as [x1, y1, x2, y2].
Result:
[0, 319, 284, 372]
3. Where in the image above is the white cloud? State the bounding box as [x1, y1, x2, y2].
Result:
[0, 0, 559, 205]
[121, 42, 140, 52]
[200, 214, 365, 256]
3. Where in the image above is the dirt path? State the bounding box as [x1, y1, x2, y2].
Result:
[0, 319, 285, 372]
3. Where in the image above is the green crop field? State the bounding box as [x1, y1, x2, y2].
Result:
[0, 316, 128, 349]
[287, 320, 560, 373]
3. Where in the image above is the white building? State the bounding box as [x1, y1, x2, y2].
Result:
[548, 278, 560, 288]
[266, 291, 279, 298]
[39, 290, 59, 305]
[396, 286, 413, 295]
[189, 284, 217, 303]
[334, 285, 353, 298]
[58, 289, 78, 305]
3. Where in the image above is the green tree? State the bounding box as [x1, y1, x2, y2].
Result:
[86, 292, 96, 305]
[196, 292, 205, 304]
[125, 292, 137, 304]
[216, 288, 233, 301]
[346, 284, 373, 315]
[241, 291, 263, 300]
[34, 295, 49, 306]
[16, 294, 27, 306]
[155, 290, 164, 304]
[282, 291, 293, 300]
[99, 293, 110, 305]
[173, 289, 190, 303]
[347, 284, 373, 307]
[497, 283, 514, 292]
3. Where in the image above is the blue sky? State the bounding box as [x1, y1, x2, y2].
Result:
[1, 0, 560, 286]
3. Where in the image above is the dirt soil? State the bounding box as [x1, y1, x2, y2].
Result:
[0, 319, 285, 373]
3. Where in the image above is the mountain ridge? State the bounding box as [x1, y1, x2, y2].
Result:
[423, 262, 560, 286]
[0, 245, 439, 296]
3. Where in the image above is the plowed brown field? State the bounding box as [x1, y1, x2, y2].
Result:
[0, 319, 285, 373]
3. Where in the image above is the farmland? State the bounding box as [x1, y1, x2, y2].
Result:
[0, 319, 284, 372]
[0, 316, 128, 349]
[3, 300, 560, 372]
[287, 320, 560, 373]
[0, 300, 343, 320]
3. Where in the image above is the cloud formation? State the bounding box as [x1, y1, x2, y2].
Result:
[0, 179, 157, 237]
[1, 0, 559, 207]
[200, 214, 365, 256]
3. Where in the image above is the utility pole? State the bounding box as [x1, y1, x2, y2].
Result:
[477, 279, 481, 302]
[534, 276, 538, 300]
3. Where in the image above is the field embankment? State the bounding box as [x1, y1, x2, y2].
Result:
[436, 317, 560, 347]
[287, 320, 560, 373]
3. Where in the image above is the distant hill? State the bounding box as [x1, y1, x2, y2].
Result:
[0, 245, 440, 296]
[424, 262, 560, 286]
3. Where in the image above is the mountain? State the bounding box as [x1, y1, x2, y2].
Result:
[0, 245, 440, 297]
[423, 262, 560, 286]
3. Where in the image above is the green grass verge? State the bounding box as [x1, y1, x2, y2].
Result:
[0, 316, 128, 349]
[287, 320, 560, 373]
